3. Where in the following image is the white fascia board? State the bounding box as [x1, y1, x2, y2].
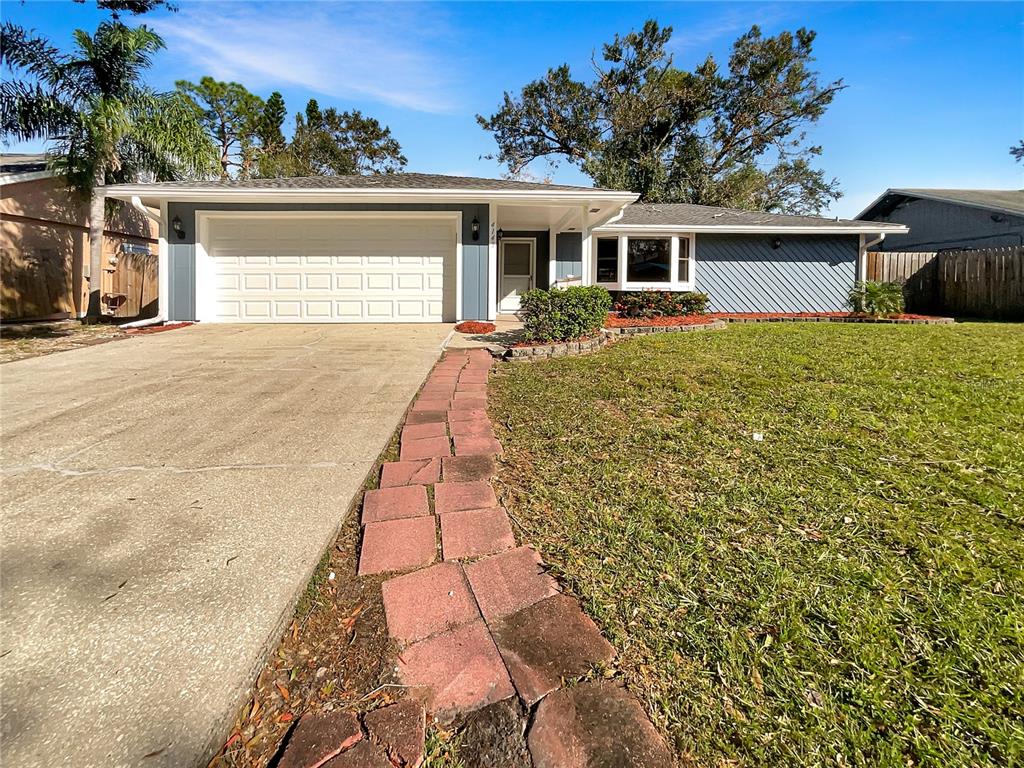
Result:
[0, 170, 54, 185]
[104, 186, 638, 206]
[592, 223, 909, 235]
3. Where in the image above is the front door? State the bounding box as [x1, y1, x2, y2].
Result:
[499, 238, 535, 312]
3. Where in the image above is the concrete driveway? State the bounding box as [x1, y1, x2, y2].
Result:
[0, 324, 451, 768]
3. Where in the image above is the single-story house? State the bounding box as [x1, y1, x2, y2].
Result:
[856, 188, 1024, 252]
[104, 173, 906, 322]
[1, 153, 159, 321]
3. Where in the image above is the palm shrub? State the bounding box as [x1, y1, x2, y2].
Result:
[615, 290, 709, 318]
[1, 21, 217, 318]
[519, 286, 612, 342]
[848, 280, 905, 317]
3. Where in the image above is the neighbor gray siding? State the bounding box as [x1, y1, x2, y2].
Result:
[695, 234, 858, 313]
[555, 232, 583, 281]
[865, 197, 1024, 252]
[164, 202, 488, 322]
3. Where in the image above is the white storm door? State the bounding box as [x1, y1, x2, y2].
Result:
[499, 238, 535, 312]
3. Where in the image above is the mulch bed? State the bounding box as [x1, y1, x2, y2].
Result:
[454, 321, 497, 334]
[125, 321, 193, 335]
[605, 313, 717, 328]
[707, 311, 940, 321]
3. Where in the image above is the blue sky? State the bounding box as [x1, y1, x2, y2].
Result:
[5, 1, 1023, 217]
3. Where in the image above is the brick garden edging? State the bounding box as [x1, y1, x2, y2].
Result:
[504, 318, 728, 361]
[280, 349, 673, 767]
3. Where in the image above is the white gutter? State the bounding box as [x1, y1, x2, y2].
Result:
[0, 169, 54, 185]
[593, 223, 909, 235]
[104, 187, 638, 205]
[119, 196, 165, 329]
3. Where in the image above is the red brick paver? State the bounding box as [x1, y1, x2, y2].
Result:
[400, 435, 452, 461]
[447, 408, 488, 423]
[277, 711, 362, 768]
[397, 620, 515, 720]
[464, 546, 559, 622]
[448, 419, 494, 438]
[453, 435, 504, 456]
[401, 422, 447, 441]
[442, 455, 498, 483]
[358, 517, 436, 576]
[440, 507, 515, 560]
[361, 484, 429, 524]
[491, 594, 616, 705]
[434, 480, 498, 514]
[362, 701, 425, 768]
[382, 562, 480, 644]
[405, 410, 447, 425]
[380, 458, 440, 488]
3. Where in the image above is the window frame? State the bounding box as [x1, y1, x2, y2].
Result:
[591, 232, 696, 292]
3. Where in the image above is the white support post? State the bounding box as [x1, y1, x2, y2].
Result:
[618, 234, 628, 287]
[158, 200, 169, 321]
[548, 228, 557, 288]
[580, 204, 592, 286]
[487, 202, 498, 320]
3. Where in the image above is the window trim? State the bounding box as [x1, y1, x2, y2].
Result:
[592, 231, 696, 291]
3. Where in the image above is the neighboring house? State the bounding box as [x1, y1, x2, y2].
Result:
[0, 153, 159, 321]
[856, 188, 1024, 252]
[104, 173, 905, 322]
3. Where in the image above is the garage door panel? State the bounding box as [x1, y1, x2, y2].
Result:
[205, 216, 455, 323]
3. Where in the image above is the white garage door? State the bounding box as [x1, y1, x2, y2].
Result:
[201, 214, 456, 322]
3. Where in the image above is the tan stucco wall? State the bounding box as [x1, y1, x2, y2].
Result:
[1, 177, 158, 320]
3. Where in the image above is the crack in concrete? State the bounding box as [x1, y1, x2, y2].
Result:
[2, 460, 364, 477]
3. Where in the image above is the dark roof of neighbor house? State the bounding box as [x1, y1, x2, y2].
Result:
[118, 172, 621, 194]
[610, 202, 898, 231]
[858, 188, 1024, 220]
[1, 153, 50, 176]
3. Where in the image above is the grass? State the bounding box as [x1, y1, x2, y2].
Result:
[489, 323, 1024, 767]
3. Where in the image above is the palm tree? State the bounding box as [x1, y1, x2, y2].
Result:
[1, 21, 216, 318]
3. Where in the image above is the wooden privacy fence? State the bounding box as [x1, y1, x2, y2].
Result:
[867, 246, 1024, 320]
[104, 249, 158, 319]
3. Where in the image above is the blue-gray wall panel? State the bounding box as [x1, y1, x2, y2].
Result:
[167, 243, 195, 321]
[555, 232, 583, 281]
[695, 234, 858, 313]
[461, 244, 488, 320]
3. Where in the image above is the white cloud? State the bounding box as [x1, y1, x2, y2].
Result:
[155, 1, 464, 113]
[668, 4, 798, 57]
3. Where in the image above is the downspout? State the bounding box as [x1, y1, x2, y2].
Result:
[859, 233, 886, 282]
[120, 196, 166, 329]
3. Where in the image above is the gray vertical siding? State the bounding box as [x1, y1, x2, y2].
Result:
[695, 234, 858, 313]
[167, 243, 195, 321]
[863, 197, 1024, 252]
[461, 245, 488, 320]
[555, 232, 583, 280]
[164, 202, 488, 322]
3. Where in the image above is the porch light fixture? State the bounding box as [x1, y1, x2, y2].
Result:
[496, 228, 504, 240]
[471, 216, 480, 241]
[771, 237, 782, 250]
[171, 215, 185, 240]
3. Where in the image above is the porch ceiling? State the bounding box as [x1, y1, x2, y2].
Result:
[496, 201, 625, 233]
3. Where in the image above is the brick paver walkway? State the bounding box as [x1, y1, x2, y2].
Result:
[281, 349, 671, 767]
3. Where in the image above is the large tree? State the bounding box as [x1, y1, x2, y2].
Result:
[1, 21, 216, 318]
[176, 76, 265, 178]
[478, 20, 844, 214]
[285, 99, 406, 176]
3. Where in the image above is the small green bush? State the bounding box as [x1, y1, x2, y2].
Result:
[614, 290, 710, 318]
[848, 281, 905, 317]
[519, 285, 612, 342]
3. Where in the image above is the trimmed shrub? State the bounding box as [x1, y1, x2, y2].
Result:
[519, 286, 612, 342]
[614, 290, 710, 318]
[848, 281, 905, 317]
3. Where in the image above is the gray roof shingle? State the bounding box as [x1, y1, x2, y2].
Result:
[115, 172, 621, 193]
[610, 202, 895, 230]
[1, 153, 49, 175]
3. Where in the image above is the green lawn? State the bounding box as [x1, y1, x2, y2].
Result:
[489, 323, 1024, 767]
